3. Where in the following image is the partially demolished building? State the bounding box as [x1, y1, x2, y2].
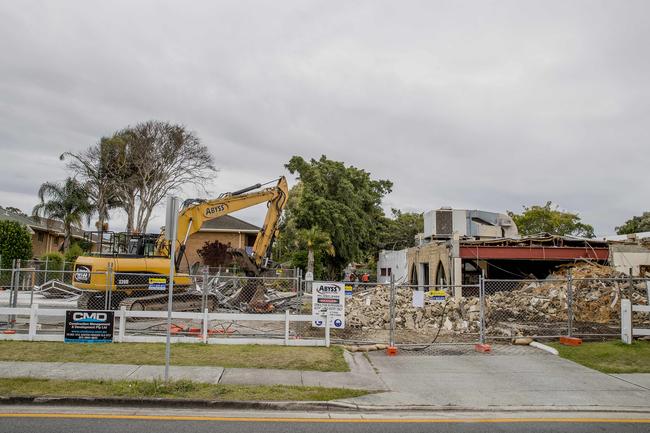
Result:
[378, 208, 611, 297]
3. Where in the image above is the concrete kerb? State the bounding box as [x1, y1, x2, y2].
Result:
[1, 396, 650, 414]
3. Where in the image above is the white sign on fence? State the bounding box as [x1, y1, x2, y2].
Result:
[312, 282, 345, 329]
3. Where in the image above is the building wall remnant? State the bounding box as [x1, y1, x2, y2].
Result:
[377, 249, 408, 284]
[405, 241, 451, 289]
[609, 243, 650, 276]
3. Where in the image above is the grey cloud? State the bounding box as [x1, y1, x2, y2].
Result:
[0, 0, 648, 235]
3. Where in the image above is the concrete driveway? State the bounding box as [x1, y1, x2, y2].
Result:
[340, 347, 650, 410]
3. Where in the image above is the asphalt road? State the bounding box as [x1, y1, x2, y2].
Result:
[1, 414, 649, 433]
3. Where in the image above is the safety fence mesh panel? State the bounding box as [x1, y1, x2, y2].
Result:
[484, 279, 569, 339]
[333, 282, 391, 345]
[570, 277, 624, 337]
[392, 284, 480, 346]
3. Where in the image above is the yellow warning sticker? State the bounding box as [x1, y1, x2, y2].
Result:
[426, 290, 447, 302]
[148, 277, 166, 290]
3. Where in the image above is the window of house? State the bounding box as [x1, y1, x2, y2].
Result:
[37, 232, 44, 242]
[387, 268, 392, 276]
[380, 268, 387, 276]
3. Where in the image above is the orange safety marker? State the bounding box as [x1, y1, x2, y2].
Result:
[208, 329, 235, 335]
[2, 330, 16, 334]
[386, 346, 398, 356]
[475, 343, 492, 353]
[559, 336, 582, 346]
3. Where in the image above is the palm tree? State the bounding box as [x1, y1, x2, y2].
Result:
[32, 178, 94, 251]
[295, 227, 335, 279]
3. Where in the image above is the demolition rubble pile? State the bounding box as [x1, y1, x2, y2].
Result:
[346, 286, 482, 333]
[487, 262, 648, 326]
[346, 263, 649, 336]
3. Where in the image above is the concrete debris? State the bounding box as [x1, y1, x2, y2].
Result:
[345, 263, 649, 336]
[346, 287, 482, 334]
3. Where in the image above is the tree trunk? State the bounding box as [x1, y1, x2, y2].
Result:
[125, 193, 135, 233]
[140, 205, 154, 233]
[307, 248, 314, 276]
[63, 223, 71, 251]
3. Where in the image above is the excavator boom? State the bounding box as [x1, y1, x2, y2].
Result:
[158, 176, 289, 272]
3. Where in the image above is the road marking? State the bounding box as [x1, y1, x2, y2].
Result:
[0, 414, 649, 423]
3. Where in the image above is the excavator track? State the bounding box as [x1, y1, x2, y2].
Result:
[118, 289, 218, 312]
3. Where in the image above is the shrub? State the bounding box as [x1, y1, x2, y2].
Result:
[41, 252, 64, 280]
[64, 244, 84, 263]
[0, 220, 33, 269]
[41, 252, 64, 269]
[197, 240, 233, 267]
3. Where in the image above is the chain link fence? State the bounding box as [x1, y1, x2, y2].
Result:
[1, 259, 649, 344]
[483, 278, 570, 339]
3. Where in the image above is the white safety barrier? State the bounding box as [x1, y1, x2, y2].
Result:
[621, 299, 650, 344]
[0, 305, 329, 347]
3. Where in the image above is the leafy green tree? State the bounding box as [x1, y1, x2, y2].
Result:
[0, 221, 32, 269]
[285, 155, 392, 277]
[32, 178, 94, 250]
[295, 227, 335, 278]
[290, 250, 326, 280]
[64, 244, 84, 264]
[508, 201, 595, 238]
[616, 212, 650, 235]
[379, 209, 424, 250]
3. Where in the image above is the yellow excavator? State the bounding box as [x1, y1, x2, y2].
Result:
[72, 177, 289, 311]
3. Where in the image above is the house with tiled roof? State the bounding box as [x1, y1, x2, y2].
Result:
[0, 206, 85, 257]
[183, 214, 261, 269]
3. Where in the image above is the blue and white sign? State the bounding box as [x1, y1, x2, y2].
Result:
[312, 282, 345, 329]
[64, 310, 114, 343]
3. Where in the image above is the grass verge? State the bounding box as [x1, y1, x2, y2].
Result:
[0, 341, 348, 372]
[0, 378, 368, 401]
[549, 340, 650, 373]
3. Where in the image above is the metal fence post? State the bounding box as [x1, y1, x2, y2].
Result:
[7, 259, 15, 308]
[478, 275, 485, 344]
[105, 263, 114, 310]
[28, 268, 35, 307]
[628, 267, 634, 302]
[44, 256, 48, 283]
[389, 274, 396, 347]
[325, 310, 331, 348]
[567, 269, 573, 337]
[9, 260, 20, 328]
[201, 267, 208, 315]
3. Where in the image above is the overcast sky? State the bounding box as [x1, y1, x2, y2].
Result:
[1, 0, 648, 236]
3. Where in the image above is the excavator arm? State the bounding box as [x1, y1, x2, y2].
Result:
[162, 176, 289, 273]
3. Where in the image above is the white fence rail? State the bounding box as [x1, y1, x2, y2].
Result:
[0, 305, 329, 347]
[621, 299, 650, 344]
